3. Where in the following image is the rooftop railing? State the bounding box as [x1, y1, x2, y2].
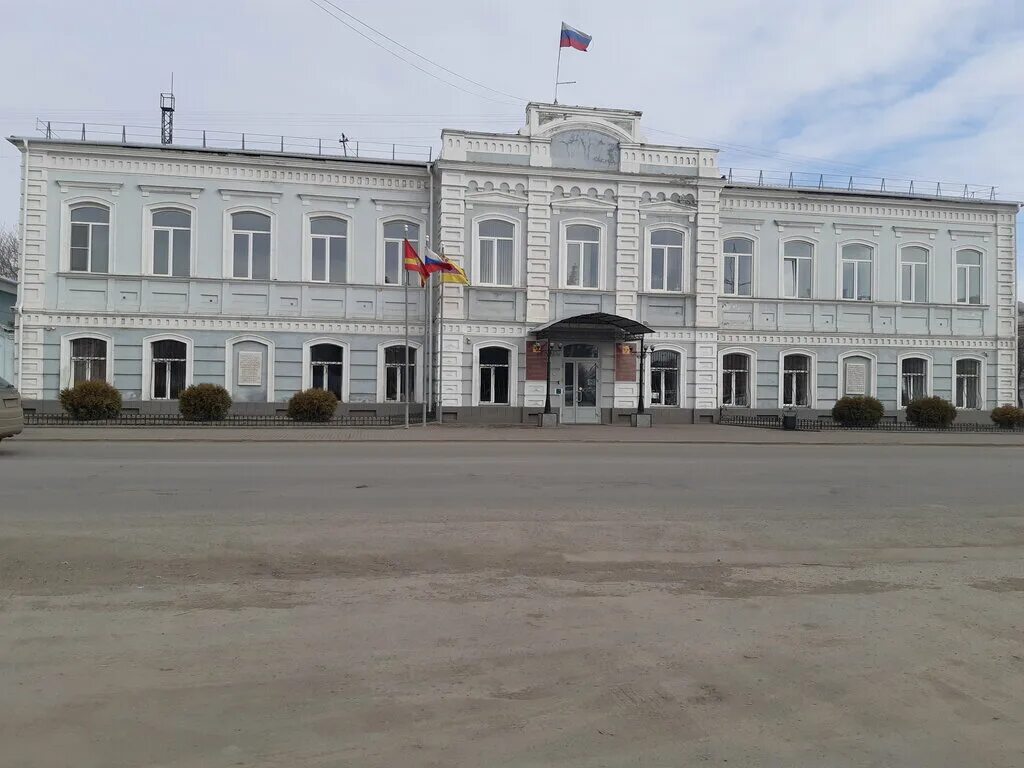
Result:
[725, 167, 998, 201]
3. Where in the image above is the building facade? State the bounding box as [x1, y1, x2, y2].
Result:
[9, 103, 1019, 422]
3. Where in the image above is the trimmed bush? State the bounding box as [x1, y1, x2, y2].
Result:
[906, 396, 957, 428]
[831, 395, 885, 427]
[990, 404, 1024, 429]
[179, 383, 233, 421]
[59, 380, 123, 420]
[287, 388, 338, 422]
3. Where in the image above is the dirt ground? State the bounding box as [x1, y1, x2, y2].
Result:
[2, 439, 1023, 767]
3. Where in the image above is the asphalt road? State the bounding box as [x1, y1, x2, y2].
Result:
[2, 440, 1023, 767]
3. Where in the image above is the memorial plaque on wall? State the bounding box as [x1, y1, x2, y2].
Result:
[845, 362, 867, 395]
[615, 343, 637, 381]
[526, 341, 548, 381]
[237, 351, 263, 386]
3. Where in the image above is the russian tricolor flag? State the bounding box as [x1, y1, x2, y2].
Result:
[560, 22, 591, 52]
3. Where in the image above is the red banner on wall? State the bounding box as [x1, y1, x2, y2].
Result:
[526, 341, 548, 381]
[615, 342, 637, 381]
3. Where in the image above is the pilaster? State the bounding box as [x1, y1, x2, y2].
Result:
[995, 215, 1017, 405]
[526, 177, 552, 323]
[438, 169, 467, 321]
[694, 183, 723, 408]
[614, 182, 641, 319]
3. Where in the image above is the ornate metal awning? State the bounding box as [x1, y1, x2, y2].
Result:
[532, 312, 654, 341]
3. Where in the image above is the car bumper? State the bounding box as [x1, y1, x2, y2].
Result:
[0, 412, 23, 438]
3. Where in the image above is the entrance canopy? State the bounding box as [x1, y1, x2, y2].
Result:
[532, 312, 654, 341]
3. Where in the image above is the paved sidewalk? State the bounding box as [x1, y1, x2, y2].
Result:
[12, 423, 1024, 446]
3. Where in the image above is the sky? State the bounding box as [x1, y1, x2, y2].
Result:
[1, 0, 1023, 269]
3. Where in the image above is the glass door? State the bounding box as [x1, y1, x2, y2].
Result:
[562, 359, 600, 424]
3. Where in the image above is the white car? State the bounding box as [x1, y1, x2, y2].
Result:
[0, 375, 23, 441]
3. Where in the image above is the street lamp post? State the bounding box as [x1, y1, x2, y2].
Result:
[636, 341, 651, 416]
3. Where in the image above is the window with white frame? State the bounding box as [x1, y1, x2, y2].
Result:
[231, 211, 271, 280]
[722, 353, 751, 407]
[310, 343, 344, 400]
[650, 229, 684, 292]
[955, 359, 981, 409]
[565, 224, 600, 288]
[782, 353, 811, 407]
[151, 339, 187, 399]
[69, 204, 110, 273]
[384, 345, 416, 402]
[151, 208, 191, 277]
[477, 220, 514, 287]
[841, 243, 873, 301]
[901, 357, 928, 406]
[478, 346, 511, 405]
[955, 249, 982, 304]
[723, 237, 753, 296]
[900, 246, 929, 302]
[384, 220, 419, 285]
[650, 349, 681, 406]
[70, 338, 108, 385]
[310, 216, 348, 284]
[782, 240, 813, 299]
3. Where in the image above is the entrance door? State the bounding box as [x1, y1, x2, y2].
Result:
[562, 359, 600, 424]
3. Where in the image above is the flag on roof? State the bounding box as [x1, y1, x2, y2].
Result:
[560, 22, 592, 52]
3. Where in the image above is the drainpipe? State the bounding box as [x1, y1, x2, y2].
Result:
[16, 139, 29, 393]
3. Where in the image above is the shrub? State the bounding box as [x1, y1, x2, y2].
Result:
[287, 388, 338, 422]
[179, 383, 232, 421]
[59, 380, 123, 420]
[906, 396, 957, 428]
[831, 395, 885, 427]
[990, 404, 1024, 429]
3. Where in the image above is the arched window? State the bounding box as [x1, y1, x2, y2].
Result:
[650, 349, 680, 406]
[565, 224, 600, 288]
[900, 246, 928, 302]
[152, 208, 191, 277]
[70, 338, 108, 385]
[955, 248, 982, 304]
[231, 211, 271, 279]
[477, 219, 514, 286]
[722, 353, 751, 407]
[310, 216, 348, 283]
[900, 357, 929, 405]
[782, 353, 811, 406]
[478, 346, 511, 405]
[383, 220, 419, 285]
[841, 243, 873, 300]
[310, 343, 345, 399]
[151, 339, 187, 399]
[384, 345, 417, 402]
[782, 240, 813, 299]
[955, 359, 981, 409]
[649, 229, 684, 292]
[70, 204, 110, 273]
[723, 237, 753, 296]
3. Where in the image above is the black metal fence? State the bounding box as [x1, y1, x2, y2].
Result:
[25, 413, 407, 428]
[720, 414, 1024, 433]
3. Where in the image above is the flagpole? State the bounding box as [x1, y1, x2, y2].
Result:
[422, 269, 430, 427]
[403, 228, 410, 429]
[553, 43, 563, 104]
[437, 260, 445, 425]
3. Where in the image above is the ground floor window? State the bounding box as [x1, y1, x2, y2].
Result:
[310, 343, 344, 400]
[151, 339, 187, 399]
[955, 359, 981, 409]
[722, 353, 750, 407]
[71, 338, 108, 386]
[478, 346, 510, 405]
[782, 354, 810, 406]
[650, 349, 680, 406]
[901, 358, 928, 406]
[384, 345, 416, 402]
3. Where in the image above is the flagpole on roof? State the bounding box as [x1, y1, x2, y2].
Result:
[553, 42, 563, 104]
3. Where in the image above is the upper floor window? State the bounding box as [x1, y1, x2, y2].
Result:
[649, 229, 684, 292]
[231, 211, 271, 280]
[955, 248, 982, 304]
[722, 237, 753, 296]
[310, 343, 345, 400]
[841, 243, 873, 301]
[782, 240, 813, 299]
[650, 349, 681, 406]
[152, 208, 191, 277]
[384, 220, 419, 285]
[901, 357, 929, 406]
[478, 346, 511, 405]
[782, 353, 811, 406]
[384, 344, 416, 402]
[900, 246, 929, 303]
[71, 338, 108, 385]
[151, 339, 187, 400]
[310, 216, 348, 284]
[565, 224, 600, 289]
[70, 204, 110, 273]
[955, 359, 981, 409]
[477, 220, 514, 287]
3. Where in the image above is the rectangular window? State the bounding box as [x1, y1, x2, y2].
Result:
[384, 239, 407, 285]
[231, 231, 268, 280]
[782, 355, 810, 406]
[841, 244, 872, 301]
[900, 247, 928, 302]
[384, 347, 416, 402]
[901, 358, 928, 406]
[70, 338, 108, 386]
[723, 239, 753, 297]
[956, 259, 982, 304]
[565, 225, 601, 288]
[650, 351, 680, 406]
[478, 232, 514, 286]
[955, 359, 981, 409]
[783, 256, 812, 298]
[722, 354, 750, 407]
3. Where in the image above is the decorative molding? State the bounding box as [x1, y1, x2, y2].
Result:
[638, 200, 698, 216]
[720, 216, 763, 231]
[724, 194, 1002, 224]
[464, 190, 529, 207]
[775, 219, 822, 233]
[297, 193, 357, 208]
[893, 225, 937, 240]
[219, 188, 282, 203]
[372, 197, 429, 213]
[57, 179, 123, 195]
[948, 228, 991, 242]
[833, 222, 880, 237]
[138, 184, 201, 199]
[551, 194, 617, 212]
[718, 332, 998, 349]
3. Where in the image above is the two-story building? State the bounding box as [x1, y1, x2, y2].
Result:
[9, 102, 1019, 421]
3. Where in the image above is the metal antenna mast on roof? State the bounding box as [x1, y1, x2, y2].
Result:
[160, 74, 175, 145]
